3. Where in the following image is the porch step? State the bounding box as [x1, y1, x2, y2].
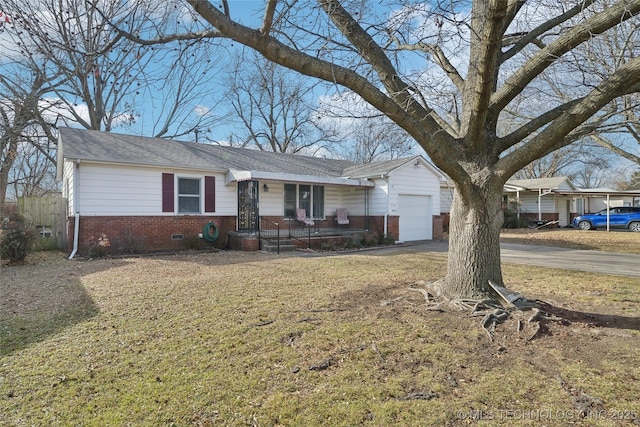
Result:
[260, 239, 298, 252]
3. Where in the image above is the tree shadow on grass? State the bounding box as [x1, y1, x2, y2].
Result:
[537, 300, 640, 331]
[0, 254, 127, 356]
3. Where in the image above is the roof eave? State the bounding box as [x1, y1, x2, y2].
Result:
[227, 169, 374, 187]
[62, 157, 228, 174]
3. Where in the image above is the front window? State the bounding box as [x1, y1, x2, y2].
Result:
[299, 184, 311, 217]
[284, 183, 324, 218]
[178, 178, 201, 213]
[284, 184, 297, 218]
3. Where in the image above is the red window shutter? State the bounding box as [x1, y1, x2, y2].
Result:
[205, 176, 216, 213]
[162, 173, 174, 212]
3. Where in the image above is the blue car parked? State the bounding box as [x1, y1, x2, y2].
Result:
[573, 207, 640, 232]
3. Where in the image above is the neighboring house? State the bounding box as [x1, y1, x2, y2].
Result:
[438, 179, 455, 232]
[56, 128, 444, 256]
[574, 188, 640, 213]
[503, 176, 578, 226]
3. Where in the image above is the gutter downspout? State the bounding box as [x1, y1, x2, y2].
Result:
[383, 175, 389, 237]
[69, 213, 79, 259]
[69, 160, 80, 259]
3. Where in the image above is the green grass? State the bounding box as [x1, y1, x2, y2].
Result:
[1, 251, 639, 426]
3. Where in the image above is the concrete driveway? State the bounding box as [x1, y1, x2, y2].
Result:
[358, 240, 640, 278]
[499, 243, 640, 277]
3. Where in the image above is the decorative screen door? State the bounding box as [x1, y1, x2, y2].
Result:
[237, 180, 259, 231]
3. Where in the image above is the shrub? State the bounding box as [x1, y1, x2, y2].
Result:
[503, 208, 529, 229]
[87, 233, 111, 258]
[380, 234, 396, 245]
[362, 232, 379, 247]
[183, 234, 207, 250]
[0, 205, 37, 263]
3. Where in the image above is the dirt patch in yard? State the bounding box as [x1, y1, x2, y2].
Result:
[1, 249, 639, 425]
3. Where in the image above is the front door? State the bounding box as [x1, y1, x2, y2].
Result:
[238, 180, 259, 231]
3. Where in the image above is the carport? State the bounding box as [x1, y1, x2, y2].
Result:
[562, 189, 640, 231]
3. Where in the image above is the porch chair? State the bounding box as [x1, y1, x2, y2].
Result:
[296, 208, 315, 227]
[336, 208, 350, 226]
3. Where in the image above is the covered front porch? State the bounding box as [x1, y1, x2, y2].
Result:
[228, 214, 398, 253]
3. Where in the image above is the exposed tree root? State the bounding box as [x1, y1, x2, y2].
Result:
[380, 296, 405, 307]
[407, 280, 572, 342]
[407, 286, 446, 311]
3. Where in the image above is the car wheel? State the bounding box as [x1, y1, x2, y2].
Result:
[578, 220, 592, 231]
[629, 221, 640, 232]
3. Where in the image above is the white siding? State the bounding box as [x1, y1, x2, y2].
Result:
[517, 194, 556, 215]
[63, 160, 75, 215]
[76, 163, 235, 216]
[215, 180, 237, 215]
[72, 160, 442, 221]
[387, 162, 441, 216]
[325, 186, 346, 215]
[583, 195, 635, 212]
[258, 181, 284, 216]
[341, 187, 366, 215]
[557, 197, 571, 226]
[557, 181, 574, 192]
[440, 184, 454, 214]
[369, 179, 390, 216]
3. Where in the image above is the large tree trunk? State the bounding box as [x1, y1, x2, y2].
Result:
[0, 137, 18, 208]
[443, 180, 505, 299]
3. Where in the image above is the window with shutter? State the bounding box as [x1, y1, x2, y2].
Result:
[162, 173, 174, 212]
[205, 176, 216, 212]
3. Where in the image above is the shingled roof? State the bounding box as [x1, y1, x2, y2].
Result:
[58, 127, 355, 176]
[505, 176, 576, 191]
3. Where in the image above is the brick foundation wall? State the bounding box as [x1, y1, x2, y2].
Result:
[366, 215, 399, 241]
[68, 215, 236, 256]
[432, 215, 444, 240]
[67, 214, 412, 256]
[440, 213, 450, 233]
[228, 234, 260, 251]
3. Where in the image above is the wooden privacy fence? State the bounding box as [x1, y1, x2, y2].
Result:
[17, 197, 68, 250]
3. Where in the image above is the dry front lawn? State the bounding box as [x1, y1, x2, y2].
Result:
[1, 239, 639, 426]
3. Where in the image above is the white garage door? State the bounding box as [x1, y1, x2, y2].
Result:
[399, 195, 432, 242]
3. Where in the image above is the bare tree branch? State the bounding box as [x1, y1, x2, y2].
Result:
[591, 134, 640, 164]
[501, 0, 597, 62]
[498, 56, 640, 176]
[491, 0, 640, 116]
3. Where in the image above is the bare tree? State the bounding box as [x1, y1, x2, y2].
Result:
[512, 141, 611, 181]
[0, 0, 223, 138]
[99, 1, 640, 298]
[571, 161, 612, 189]
[8, 134, 59, 199]
[348, 119, 414, 164]
[224, 51, 330, 153]
[609, 168, 640, 190]
[325, 116, 415, 163]
[534, 6, 640, 166]
[0, 0, 226, 203]
[0, 66, 53, 206]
